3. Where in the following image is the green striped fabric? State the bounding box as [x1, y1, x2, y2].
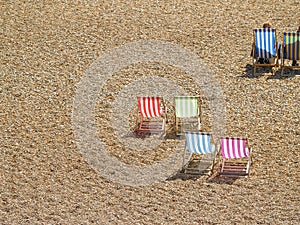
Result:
[175, 96, 199, 118]
[284, 32, 300, 60]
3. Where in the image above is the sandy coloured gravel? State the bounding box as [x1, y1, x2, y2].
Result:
[1, 0, 300, 224]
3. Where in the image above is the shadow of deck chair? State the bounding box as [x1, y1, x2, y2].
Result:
[252, 28, 279, 76]
[219, 137, 252, 178]
[175, 96, 201, 135]
[182, 131, 216, 175]
[281, 31, 300, 76]
[136, 96, 166, 136]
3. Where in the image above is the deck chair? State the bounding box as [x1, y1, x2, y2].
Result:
[136, 96, 166, 135]
[219, 137, 252, 177]
[281, 31, 300, 76]
[182, 131, 216, 175]
[252, 28, 279, 75]
[175, 96, 201, 135]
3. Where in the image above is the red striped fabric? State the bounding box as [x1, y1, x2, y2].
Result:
[138, 97, 163, 118]
[220, 137, 250, 159]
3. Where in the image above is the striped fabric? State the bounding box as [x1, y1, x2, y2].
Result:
[283, 32, 300, 60]
[185, 132, 215, 154]
[254, 28, 277, 58]
[175, 96, 199, 118]
[220, 137, 250, 159]
[138, 97, 163, 118]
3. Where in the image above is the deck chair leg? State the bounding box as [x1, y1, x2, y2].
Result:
[245, 161, 250, 178]
[281, 67, 284, 76]
[159, 119, 166, 139]
[210, 147, 218, 175]
[183, 153, 193, 174]
[272, 66, 276, 76]
[187, 152, 193, 164]
[221, 159, 225, 173]
[197, 118, 201, 131]
[175, 118, 179, 135]
[292, 70, 295, 76]
[182, 143, 187, 168]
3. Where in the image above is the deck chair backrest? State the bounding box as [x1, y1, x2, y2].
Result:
[254, 28, 277, 58]
[138, 97, 163, 118]
[185, 132, 214, 154]
[220, 137, 250, 159]
[175, 96, 199, 118]
[283, 31, 300, 60]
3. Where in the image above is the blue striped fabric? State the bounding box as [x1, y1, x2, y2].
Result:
[185, 132, 215, 154]
[254, 28, 277, 58]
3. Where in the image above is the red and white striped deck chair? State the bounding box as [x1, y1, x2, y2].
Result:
[219, 137, 252, 177]
[136, 97, 166, 135]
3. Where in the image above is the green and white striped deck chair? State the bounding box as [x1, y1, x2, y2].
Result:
[281, 31, 300, 76]
[182, 131, 216, 175]
[175, 96, 201, 135]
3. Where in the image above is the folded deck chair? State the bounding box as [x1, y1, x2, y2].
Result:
[182, 132, 216, 175]
[219, 137, 252, 177]
[281, 31, 300, 76]
[252, 28, 279, 75]
[175, 96, 201, 135]
[136, 96, 166, 135]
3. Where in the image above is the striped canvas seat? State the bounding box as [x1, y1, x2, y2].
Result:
[281, 31, 300, 75]
[138, 96, 163, 118]
[220, 137, 250, 159]
[175, 96, 199, 118]
[219, 137, 252, 177]
[252, 28, 279, 76]
[254, 28, 277, 58]
[283, 32, 300, 60]
[182, 132, 216, 175]
[175, 96, 201, 135]
[186, 132, 215, 154]
[136, 97, 166, 135]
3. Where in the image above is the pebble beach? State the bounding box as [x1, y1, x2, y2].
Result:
[1, 0, 300, 224]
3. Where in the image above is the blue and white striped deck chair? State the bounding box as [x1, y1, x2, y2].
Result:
[281, 31, 300, 76]
[252, 28, 279, 75]
[182, 132, 216, 175]
[175, 96, 201, 135]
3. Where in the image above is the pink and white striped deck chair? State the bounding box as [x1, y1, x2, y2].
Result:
[219, 137, 252, 177]
[136, 97, 166, 135]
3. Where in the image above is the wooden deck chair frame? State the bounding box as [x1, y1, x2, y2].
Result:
[182, 131, 217, 175]
[218, 137, 252, 178]
[252, 28, 279, 76]
[174, 96, 202, 136]
[281, 31, 300, 76]
[136, 96, 166, 136]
